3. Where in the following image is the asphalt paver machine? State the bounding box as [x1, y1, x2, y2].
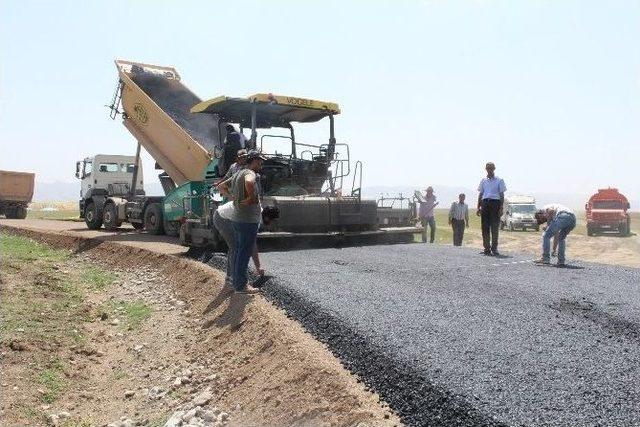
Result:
[110, 59, 416, 248]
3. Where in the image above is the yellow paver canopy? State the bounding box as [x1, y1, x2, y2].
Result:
[191, 93, 340, 128]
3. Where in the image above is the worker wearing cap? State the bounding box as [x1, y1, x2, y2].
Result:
[534, 204, 576, 267]
[224, 150, 267, 293]
[417, 186, 438, 243]
[223, 149, 248, 180]
[212, 202, 278, 290]
[477, 162, 506, 255]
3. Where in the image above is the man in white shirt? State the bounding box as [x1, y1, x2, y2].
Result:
[477, 162, 507, 255]
[448, 193, 469, 246]
[417, 186, 438, 243]
[534, 204, 576, 267]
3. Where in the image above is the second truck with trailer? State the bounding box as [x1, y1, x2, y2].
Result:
[0, 170, 35, 219]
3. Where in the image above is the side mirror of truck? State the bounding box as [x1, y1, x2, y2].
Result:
[75, 161, 81, 179]
[584, 203, 588, 210]
[627, 202, 631, 210]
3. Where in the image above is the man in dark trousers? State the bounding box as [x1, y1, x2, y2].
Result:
[476, 162, 506, 255]
[448, 193, 469, 246]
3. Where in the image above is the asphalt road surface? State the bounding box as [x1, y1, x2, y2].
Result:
[260, 244, 640, 426]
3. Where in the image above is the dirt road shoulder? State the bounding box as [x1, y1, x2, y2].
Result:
[1, 227, 399, 426]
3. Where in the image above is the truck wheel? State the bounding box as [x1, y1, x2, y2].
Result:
[621, 220, 630, 237]
[144, 203, 164, 235]
[131, 221, 145, 230]
[14, 206, 27, 219]
[587, 225, 594, 236]
[509, 222, 514, 231]
[84, 201, 103, 230]
[103, 203, 121, 230]
[164, 220, 180, 237]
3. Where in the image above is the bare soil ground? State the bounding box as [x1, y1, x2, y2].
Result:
[430, 210, 640, 268]
[1, 230, 399, 427]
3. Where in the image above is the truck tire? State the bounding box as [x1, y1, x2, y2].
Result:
[509, 221, 514, 231]
[144, 203, 164, 235]
[84, 201, 103, 230]
[14, 206, 27, 219]
[4, 207, 16, 219]
[587, 225, 595, 236]
[621, 219, 631, 237]
[163, 220, 180, 237]
[102, 202, 121, 230]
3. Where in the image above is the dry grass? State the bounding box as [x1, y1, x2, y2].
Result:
[27, 201, 79, 221]
[424, 208, 639, 268]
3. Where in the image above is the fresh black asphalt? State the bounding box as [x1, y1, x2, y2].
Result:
[197, 244, 640, 426]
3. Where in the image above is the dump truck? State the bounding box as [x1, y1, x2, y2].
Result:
[75, 154, 156, 231]
[500, 195, 539, 231]
[100, 59, 416, 247]
[0, 170, 35, 219]
[585, 188, 631, 236]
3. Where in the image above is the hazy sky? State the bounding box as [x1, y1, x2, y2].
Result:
[1, 0, 639, 198]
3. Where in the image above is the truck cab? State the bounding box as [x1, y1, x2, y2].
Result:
[501, 195, 539, 231]
[76, 154, 145, 230]
[585, 188, 631, 236]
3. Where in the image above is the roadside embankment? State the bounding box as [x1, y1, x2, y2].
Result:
[1, 224, 399, 426]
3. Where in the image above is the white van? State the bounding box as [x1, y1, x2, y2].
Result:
[501, 195, 539, 231]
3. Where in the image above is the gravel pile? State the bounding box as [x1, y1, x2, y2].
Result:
[162, 387, 229, 427]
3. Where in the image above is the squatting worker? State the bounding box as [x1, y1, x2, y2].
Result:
[212, 201, 278, 289]
[477, 162, 506, 256]
[418, 186, 438, 243]
[448, 193, 469, 246]
[226, 150, 266, 294]
[534, 204, 576, 267]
